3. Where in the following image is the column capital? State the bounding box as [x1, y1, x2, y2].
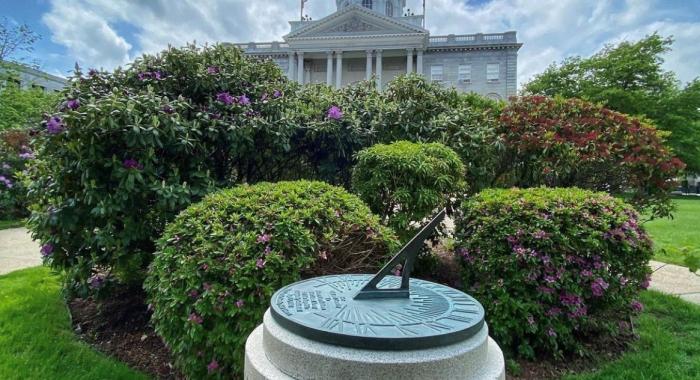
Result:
[365, 49, 374, 54]
[406, 48, 415, 53]
[297, 51, 304, 57]
[334, 50, 343, 56]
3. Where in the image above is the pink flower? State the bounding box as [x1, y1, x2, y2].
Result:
[207, 66, 220, 74]
[207, 359, 219, 373]
[188, 313, 203, 324]
[256, 258, 266, 269]
[640, 276, 651, 289]
[257, 233, 271, 243]
[189, 289, 199, 298]
[392, 264, 403, 276]
[236, 299, 245, 308]
[547, 328, 557, 337]
[319, 250, 328, 260]
[527, 315, 535, 325]
[203, 282, 212, 291]
[591, 277, 609, 297]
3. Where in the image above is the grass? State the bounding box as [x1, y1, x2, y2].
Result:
[0, 267, 148, 380]
[0, 219, 24, 230]
[565, 290, 700, 380]
[2, 268, 699, 380]
[644, 197, 700, 266]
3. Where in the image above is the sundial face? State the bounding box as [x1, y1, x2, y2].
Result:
[270, 274, 485, 350]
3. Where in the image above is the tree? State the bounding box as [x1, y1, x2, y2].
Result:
[524, 34, 700, 172]
[0, 17, 40, 64]
[0, 83, 58, 130]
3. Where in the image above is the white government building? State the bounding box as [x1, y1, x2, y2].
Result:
[230, 0, 521, 100]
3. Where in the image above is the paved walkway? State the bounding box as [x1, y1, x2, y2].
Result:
[1, 228, 699, 304]
[0, 227, 41, 275]
[649, 260, 700, 305]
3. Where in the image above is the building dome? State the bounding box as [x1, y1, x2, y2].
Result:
[336, 0, 406, 17]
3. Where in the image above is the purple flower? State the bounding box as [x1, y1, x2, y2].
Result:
[619, 276, 629, 286]
[40, 244, 54, 257]
[207, 66, 220, 74]
[264, 245, 273, 256]
[153, 71, 163, 80]
[640, 276, 651, 290]
[203, 282, 212, 291]
[568, 305, 588, 318]
[88, 68, 98, 76]
[630, 300, 644, 312]
[207, 359, 220, 373]
[257, 233, 271, 244]
[46, 116, 64, 134]
[545, 307, 561, 317]
[273, 90, 282, 98]
[0, 176, 13, 188]
[19, 151, 34, 160]
[591, 277, 609, 297]
[188, 313, 203, 324]
[216, 92, 234, 105]
[66, 99, 80, 110]
[256, 258, 266, 269]
[547, 328, 557, 337]
[236, 299, 245, 308]
[527, 315, 535, 325]
[581, 269, 593, 277]
[560, 292, 582, 306]
[161, 104, 175, 114]
[537, 286, 554, 295]
[123, 159, 143, 170]
[238, 94, 251, 106]
[189, 289, 199, 298]
[326, 105, 343, 120]
[1, 163, 10, 169]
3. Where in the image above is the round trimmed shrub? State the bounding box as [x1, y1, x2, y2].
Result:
[145, 180, 399, 378]
[454, 187, 652, 359]
[352, 141, 466, 240]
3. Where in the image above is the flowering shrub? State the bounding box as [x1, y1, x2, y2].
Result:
[498, 96, 685, 217]
[352, 141, 465, 240]
[145, 180, 398, 378]
[454, 187, 653, 358]
[0, 129, 33, 219]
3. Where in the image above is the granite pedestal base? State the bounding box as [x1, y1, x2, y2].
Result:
[244, 310, 505, 380]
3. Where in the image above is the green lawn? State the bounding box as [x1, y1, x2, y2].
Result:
[645, 197, 700, 266]
[0, 267, 148, 380]
[565, 290, 700, 380]
[0, 219, 24, 230]
[1, 268, 699, 379]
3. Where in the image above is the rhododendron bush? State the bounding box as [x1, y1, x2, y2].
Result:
[144, 180, 398, 378]
[498, 96, 684, 218]
[24, 44, 372, 294]
[454, 187, 652, 358]
[0, 129, 33, 219]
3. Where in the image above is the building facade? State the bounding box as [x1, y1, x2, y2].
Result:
[231, 0, 522, 100]
[0, 61, 67, 93]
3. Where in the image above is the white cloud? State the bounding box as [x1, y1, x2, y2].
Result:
[42, 1, 132, 70]
[41, 0, 699, 85]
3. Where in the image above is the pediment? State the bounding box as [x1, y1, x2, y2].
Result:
[285, 5, 427, 40]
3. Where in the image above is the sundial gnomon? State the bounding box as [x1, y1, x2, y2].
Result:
[270, 209, 485, 350]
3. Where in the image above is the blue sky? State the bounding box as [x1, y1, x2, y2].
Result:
[2, 0, 699, 85]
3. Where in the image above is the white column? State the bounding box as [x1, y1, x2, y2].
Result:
[406, 48, 414, 74]
[365, 50, 373, 81]
[297, 52, 304, 84]
[416, 50, 424, 76]
[288, 52, 296, 81]
[326, 52, 334, 86]
[335, 51, 343, 89]
[375, 50, 383, 90]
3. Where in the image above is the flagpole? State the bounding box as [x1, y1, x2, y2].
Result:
[301, 0, 304, 21]
[423, 0, 426, 27]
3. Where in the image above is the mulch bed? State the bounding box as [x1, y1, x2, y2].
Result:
[68, 288, 183, 379]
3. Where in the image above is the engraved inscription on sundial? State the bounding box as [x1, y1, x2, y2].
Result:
[270, 209, 486, 350]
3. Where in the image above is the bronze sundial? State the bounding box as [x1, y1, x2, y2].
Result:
[270, 210, 485, 350]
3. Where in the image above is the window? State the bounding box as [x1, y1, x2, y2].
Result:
[458, 64, 471, 82]
[362, 0, 373, 9]
[486, 63, 500, 81]
[430, 65, 443, 82]
[386, 1, 393, 16]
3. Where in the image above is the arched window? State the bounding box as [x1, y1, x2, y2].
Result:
[386, 1, 394, 16]
[362, 0, 373, 9]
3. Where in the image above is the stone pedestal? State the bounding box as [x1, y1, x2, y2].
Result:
[245, 310, 505, 380]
